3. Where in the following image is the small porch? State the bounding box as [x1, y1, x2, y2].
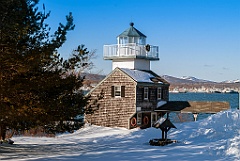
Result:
[129, 111, 158, 129]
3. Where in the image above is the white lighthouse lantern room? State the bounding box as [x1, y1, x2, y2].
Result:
[103, 22, 159, 71]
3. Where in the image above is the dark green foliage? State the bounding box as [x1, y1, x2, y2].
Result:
[0, 0, 92, 139]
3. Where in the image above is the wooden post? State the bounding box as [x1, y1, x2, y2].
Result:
[193, 113, 198, 121]
[165, 127, 168, 141]
[166, 113, 169, 120]
[162, 129, 165, 140]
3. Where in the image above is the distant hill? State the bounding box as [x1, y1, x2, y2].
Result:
[161, 75, 215, 84]
[162, 75, 240, 84]
[82, 73, 239, 93]
[179, 76, 215, 83]
[82, 73, 106, 82]
[161, 75, 240, 93]
[83, 72, 239, 85]
[221, 79, 240, 83]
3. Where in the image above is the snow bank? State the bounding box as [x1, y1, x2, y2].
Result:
[1, 110, 240, 161]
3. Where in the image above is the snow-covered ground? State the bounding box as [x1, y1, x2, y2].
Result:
[1, 110, 240, 161]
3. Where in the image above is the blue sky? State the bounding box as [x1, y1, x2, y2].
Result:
[39, 0, 240, 82]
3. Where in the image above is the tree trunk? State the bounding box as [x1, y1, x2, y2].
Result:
[0, 124, 6, 140]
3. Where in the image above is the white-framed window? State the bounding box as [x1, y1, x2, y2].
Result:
[119, 37, 128, 45]
[123, 37, 128, 44]
[144, 87, 148, 100]
[111, 86, 125, 98]
[129, 37, 134, 43]
[157, 87, 162, 100]
[114, 86, 121, 97]
[139, 37, 146, 45]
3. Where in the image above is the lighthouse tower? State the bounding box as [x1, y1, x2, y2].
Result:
[103, 22, 159, 71]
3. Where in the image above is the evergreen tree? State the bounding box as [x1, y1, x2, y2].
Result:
[0, 0, 92, 140]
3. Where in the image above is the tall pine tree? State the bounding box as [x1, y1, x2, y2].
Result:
[0, 0, 92, 140]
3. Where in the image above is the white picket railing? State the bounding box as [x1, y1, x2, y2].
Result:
[104, 43, 159, 60]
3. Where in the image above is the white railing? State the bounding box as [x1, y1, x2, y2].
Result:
[104, 43, 159, 60]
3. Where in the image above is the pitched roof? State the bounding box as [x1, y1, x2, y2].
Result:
[120, 68, 169, 84]
[118, 22, 146, 38]
[153, 118, 176, 129]
[86, 67, 169, 96]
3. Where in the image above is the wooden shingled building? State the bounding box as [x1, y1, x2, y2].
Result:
[85, 23, 230, 129]
[85, 23, 170, 129]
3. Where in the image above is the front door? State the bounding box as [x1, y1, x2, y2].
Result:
[151, 112, 157, 126]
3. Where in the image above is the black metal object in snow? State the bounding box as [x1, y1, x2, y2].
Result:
[153, 113, 176, 140]
[150, 113, 177, 146]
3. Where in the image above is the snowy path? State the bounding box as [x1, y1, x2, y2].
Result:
[1, 110, 240, 161]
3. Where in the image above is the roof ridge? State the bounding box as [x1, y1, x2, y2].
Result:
[118, 25, 146, 38]
[120, 68, 169, 84]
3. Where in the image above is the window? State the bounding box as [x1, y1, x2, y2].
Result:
[134, 37, 139, 44]
[111, 86, 125, 98]
[139, 37, 146, 45]
[144, 87, 148, 100]
[115, 86, 121, 97]
[129, 37, 134, 43]
[123, 37, 128, 44]
[119, 37, 128, 45]
[157, 87, 162, 100]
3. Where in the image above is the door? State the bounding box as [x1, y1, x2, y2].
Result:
[151, 112, 157, 127]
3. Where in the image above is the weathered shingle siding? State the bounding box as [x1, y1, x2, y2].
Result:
[162, 87, 169, 101]
[136, 85, 169, 111]
[85, 69, 136, 129]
